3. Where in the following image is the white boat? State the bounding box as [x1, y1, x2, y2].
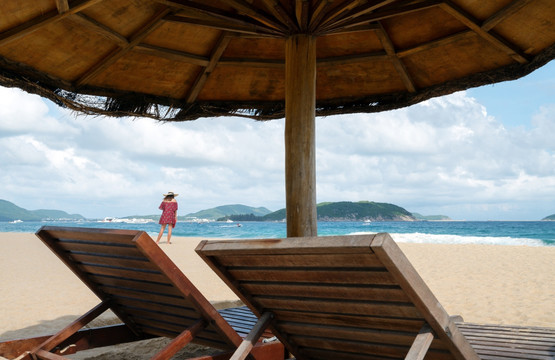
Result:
[9, 219, 23, 223]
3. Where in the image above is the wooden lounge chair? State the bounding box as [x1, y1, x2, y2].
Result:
[2, 226, 282, 360]
[196, 233, 482, 360]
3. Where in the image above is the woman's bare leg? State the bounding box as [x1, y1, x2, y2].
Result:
[167, 224, 173, 244]
[156, 224, 166, 244]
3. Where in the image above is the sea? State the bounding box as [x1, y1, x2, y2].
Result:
[1, 220, 554, 247]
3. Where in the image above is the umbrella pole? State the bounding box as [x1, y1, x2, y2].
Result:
[285, 34, 317, 237]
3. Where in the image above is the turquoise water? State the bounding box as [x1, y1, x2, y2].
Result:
[1, 220, 554, 246]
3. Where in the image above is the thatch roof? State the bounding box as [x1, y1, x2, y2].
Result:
[1, 0, 554, 121]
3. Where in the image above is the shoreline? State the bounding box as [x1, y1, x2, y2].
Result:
[1, 232, 554, 343]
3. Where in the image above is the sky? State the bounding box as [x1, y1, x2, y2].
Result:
[0, 61, 554, 221]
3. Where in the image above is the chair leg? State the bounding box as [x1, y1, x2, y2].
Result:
[405, 324, 434, 360]
[230, 312, 274, 360]
[31, 300, 111, 357]
[151, 319, 206, 360]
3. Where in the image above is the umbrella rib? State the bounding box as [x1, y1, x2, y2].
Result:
[316, 0, 366, 31]
[154, 0, 285, 36]
[375, 22, 416, 93]
[317, 52, 389, 67]
[217, 0, 289, 32]
[439, 1, 529, 64]
[75, 8, 171, 87]
[184, 33, 232, 103]
[164, 14, 282, 37]
[396, 30, 476, 58]
[319, 0, 440, 34]
[134, 44, 210, 67]
[71, 13, 129, 47]
[295, 0, 310, 31]
[321, 0, 399, 31]
[308, 0, 334, 32]
[482, 0, 535, 32]
[259, 0, 300, 32]
[0, 0, 103, 47]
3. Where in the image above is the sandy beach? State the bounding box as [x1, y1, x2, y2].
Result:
[1, 231, 554, 358]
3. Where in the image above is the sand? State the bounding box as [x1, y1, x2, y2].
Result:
[1, 232, 554, 358]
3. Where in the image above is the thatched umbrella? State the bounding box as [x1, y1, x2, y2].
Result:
[1, 1, 554, 237]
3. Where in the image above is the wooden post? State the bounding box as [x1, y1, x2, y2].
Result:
[285, 34, 317, 237]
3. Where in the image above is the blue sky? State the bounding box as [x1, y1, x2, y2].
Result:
[467, 61, 555, 128]
[0, 61, 554, 221]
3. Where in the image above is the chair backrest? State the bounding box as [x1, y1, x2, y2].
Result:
[36, 226, 241, 350]
[196, 233, 480, 360]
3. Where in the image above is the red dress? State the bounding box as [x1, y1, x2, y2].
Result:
[159, 201, 178, 227]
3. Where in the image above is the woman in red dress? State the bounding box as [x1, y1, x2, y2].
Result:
[156, 191, 178, 244]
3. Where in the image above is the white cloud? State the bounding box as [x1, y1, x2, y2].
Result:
[0, 86, 554, 220]
[0, 88, 70, 136]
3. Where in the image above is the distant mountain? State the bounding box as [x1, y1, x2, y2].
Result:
[412, 212, 452, 221]
[0, 199, 85, 221]
[260, 201, 416, 222]
[542, 214, 555, 221]
[186, 204, 272, 220]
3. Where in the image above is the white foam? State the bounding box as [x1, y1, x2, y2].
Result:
[348, 231, 547, 246]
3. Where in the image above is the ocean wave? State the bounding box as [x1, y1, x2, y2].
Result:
[348, 231, 549, 246]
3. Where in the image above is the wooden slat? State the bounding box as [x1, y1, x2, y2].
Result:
[228, 268, 394, 284]
[88, 274, 182, 297]
[54, 241, 145, 258]
[255, 297, 421, 319]
[120, 306, 197, 326]
[459, 323, 555, 360]
[240, 282, 409, 302]
[68, 252, 158, 270]
[279, 322, 419, 347]
[215, 253, 384, 268]
[77, 263, 168, 283]
[112, 297, 198, 319]
[271, 309, 425, 333]
[196, 235, 378, 255]
[42, 227, 139, 243]
[292, 336, 410, 359]
[98, 285, 188, 307]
